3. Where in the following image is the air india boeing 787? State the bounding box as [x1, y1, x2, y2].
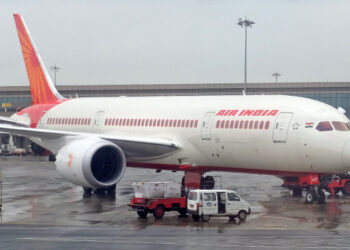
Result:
[1, 14, 350, 204]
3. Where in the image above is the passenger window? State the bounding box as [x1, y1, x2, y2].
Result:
[332, 121, 350, 131]
[203, 193, 211, 201]
[316, 121, 333, 131]
[211, 193, 216, 201]
[227, 193, 240, 201]
[254, 121, 259, 129]
[249, 120, 253, 129]
[216, 120, 220, 128]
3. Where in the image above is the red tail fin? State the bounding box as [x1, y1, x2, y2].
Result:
[13, 14, 64, 105]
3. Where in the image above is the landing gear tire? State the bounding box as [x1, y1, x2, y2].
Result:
[137, 210, 149, 218]
[153, 205, 165, 219]
[292, 188, 302, 197]
[95, 184, 116, 195]
[201, 214, 210, 222]
[83, 187, 93, 193]
[317, 189, 326, 204]
[48, 155, 56, 162]
[237, 211, 247, 222]
[305, 190, 317, 204]
[192, 215, 200, 221]
[178, 208, 187, 216]
[342, 181, 350, 195]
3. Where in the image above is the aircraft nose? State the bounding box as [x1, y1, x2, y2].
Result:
[342, 140, 350, 171]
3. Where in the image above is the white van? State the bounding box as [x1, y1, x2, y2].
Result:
[187, 189, 251, 222]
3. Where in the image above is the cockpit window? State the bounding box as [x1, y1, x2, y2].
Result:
[316, 121, 333, 131]
[332, 121, 350, 131]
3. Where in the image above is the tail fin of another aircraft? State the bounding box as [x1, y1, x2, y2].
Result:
[13, 14, 64, 105]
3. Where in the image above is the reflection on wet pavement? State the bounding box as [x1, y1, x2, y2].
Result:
[1, 156, 350, 231]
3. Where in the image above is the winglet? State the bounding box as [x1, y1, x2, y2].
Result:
[13, 14, 64, 105]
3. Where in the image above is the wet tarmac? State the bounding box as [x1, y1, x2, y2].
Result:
[1, 156, 350, 249]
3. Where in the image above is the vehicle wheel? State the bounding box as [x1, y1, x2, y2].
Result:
[292, 188, 302, 197]
[137, 210, 149, 218]
[201, 214, 210, 222]
[192, 215, 200, 221]
[237, 211, 247, 222]
[153, 205, 165, 219]
[317, 189, 326, 204]
[305, 190, 317, 204]
[342, 181, 350, 195]
[178, 208, 187, 216]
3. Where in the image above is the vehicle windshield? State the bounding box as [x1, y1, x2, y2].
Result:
[316, 121, 333, 131]
[188, 192, 197, 201]
[332, 121, 350, 131]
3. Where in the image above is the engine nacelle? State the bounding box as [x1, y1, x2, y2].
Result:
[55, 137, 126, 189]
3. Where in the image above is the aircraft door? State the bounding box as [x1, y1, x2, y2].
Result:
[202, 192, 218, 215]
[201, 112, 216, 140]
[93, 111, 105, 133]
[273, 112, 293, 143]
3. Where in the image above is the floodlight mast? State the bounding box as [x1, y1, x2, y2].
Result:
[50, 65, 61, 86]
[272, 72, 281, 83]
[237, 18, 255, 94]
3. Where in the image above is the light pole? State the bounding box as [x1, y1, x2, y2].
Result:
[50, 65, 61, 86]
[272, 72, 281, 83]
[237, 18, 255, 94]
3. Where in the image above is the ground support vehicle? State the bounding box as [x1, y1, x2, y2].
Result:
[129, 182, 188, 218]
[326, 174, 350, 197]
[282, 174, 350, 204]
[130, 197, 187, 218]
[187, 189, 251, 222]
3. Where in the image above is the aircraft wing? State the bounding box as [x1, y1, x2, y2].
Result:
[0, 124, 180, 158]
[0, 116, 29, 127]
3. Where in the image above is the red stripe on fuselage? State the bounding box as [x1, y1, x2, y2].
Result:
[127, 161, 332, 176]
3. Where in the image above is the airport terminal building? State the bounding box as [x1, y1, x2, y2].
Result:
[1, 81, 350, 113]
[1, 81, 349, 150]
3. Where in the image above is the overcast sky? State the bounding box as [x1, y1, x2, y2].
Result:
[1, 0, 350, 86]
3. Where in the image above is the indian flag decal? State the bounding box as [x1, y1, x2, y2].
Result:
[305, 122, 314, 128]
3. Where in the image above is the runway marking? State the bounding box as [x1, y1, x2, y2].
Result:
[16, 237, 350, 249]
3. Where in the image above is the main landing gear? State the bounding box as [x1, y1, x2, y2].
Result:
[82, 184, 116, 196]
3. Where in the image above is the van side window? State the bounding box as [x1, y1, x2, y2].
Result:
[227, 193, 240, 201]
[203, 193, 211, 201]
[211, 193, 216, 201]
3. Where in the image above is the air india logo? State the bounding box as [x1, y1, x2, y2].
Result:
[68, 153, 73, 168]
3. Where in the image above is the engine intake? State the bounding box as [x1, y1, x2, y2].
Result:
[56, 138, 126, 189]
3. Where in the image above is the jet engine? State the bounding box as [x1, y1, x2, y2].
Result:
[55, 138, 126, 189]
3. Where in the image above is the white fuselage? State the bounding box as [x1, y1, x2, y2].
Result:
[13, 94, 350, 175]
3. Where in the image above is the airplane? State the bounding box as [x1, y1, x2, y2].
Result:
[1, 13, 350, 204]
